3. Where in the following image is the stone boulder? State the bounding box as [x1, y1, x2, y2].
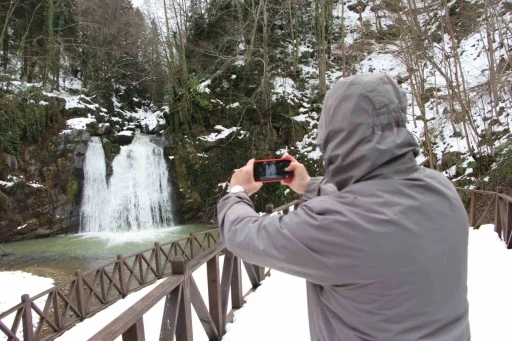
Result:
[97, 123, 113, 136]
[116, 131, 135, 145]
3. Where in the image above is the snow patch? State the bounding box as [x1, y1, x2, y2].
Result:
[198, 125, 246, 142]
[199, 79, 211, 93]
[124, 108, 165, 131]
[227, 102, 240, 109]
[0, 175, 23, 188]
[118, 131, 134, 137]
[0, 272, 54, 341]
[272, 77, 300, 104]
[27, 181, 44, 188]
[66, 115, 96, 130]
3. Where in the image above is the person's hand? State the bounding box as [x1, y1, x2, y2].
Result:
[280, 154, 311, 194]
[229, 159, 263, 195]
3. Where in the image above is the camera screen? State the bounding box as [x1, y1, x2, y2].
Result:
[254, 160, 292, 182]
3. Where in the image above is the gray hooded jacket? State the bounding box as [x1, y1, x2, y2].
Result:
[217, 73, 470, 341]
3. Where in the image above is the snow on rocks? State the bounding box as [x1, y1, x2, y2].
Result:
[16, 223, 28, 230]
[198, 79, 211, 93]
[27, 181, 44, 188]
[124, 108, 166, 132]
[226, 102, 240, 109]
[198, 125, 246, 142]
[43, 92, 99, 111]
[66, 114, 96, 130]
[117, 130, 135, 145]
[0, 175, 23, 188]
[272, 77, 300, 104]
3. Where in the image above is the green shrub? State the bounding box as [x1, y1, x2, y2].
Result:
[0, 88, 48, 154]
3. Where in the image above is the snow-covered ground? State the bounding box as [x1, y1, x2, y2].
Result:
[222, 224, 512, 341]
[1, 224, 511, 340]
[0, 272, 54, 341]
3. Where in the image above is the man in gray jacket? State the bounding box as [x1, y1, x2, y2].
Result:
[217, 73, 470, 341]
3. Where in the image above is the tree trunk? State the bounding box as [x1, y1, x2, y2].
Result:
[483, 0, 500, 122]
[246, 0, 264, 63]
[293, 0, 299, 75]
[2, 27, 8, 71]
[340, 0, 347, 77]
[262, 0, 270, 108]
[317, 0, 327, 95]
[288, 0, 298, 74]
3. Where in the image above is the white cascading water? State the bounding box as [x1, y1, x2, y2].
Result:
[80, 137, 109, 232]
[80, 134, 173, 233]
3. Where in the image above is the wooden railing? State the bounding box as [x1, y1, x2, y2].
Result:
[0, 229, 224, 341]
[456, 186, 512, 248]
[0, 200, 302, 341]
[1, 186, 510, 341]
[89, 199, 302, 341]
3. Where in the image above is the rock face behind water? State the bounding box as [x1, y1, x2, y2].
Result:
[0, 129, 91, 242]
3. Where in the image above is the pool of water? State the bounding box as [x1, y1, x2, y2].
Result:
[0, 224, 214, 275]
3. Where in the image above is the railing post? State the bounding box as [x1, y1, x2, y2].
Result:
[122, 318, 145, 341]
[495, 187, 504, 239]
[154, 242, 162, 278]
[265, 204, 273, 215]
[253, 264, 264, 283]
[220, 250, 234, 325]
[117, 255, 127, 298]
[172, 257, 193, 341]
[231, 256, 243, 310]
[207, 255, 223, 335]
[469, 191, 477, 227]
[75, 270, 86, 320]
[283, 207, 289, 215]
[21, 294, 34, 341]
[189, 233, 195, 259]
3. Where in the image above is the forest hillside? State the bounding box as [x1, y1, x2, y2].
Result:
[0, 0, 511, 241]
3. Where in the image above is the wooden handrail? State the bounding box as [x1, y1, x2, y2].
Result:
[89, 242, 227, 341]
[89, 275, 185, 341]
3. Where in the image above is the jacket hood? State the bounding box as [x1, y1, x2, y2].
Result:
[317, 73, 420, 190]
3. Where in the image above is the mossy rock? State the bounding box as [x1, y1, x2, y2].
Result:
[441, 151, 464, 172]
[66, 177, 81, 204]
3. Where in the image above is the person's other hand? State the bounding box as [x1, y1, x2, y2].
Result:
[229, 159, 263, 195]
[280, 154, 311, 194]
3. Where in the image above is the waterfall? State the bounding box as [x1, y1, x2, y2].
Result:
[80, 135, 173, 233]
[80, 137, 109, 233]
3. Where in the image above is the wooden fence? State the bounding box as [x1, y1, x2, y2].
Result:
[0, 200, 301, 341]
[89, 199, 302, 341]
[1, 185, 511, 341]
[457, 186, 512, 248]
[0, 229, 224, 341]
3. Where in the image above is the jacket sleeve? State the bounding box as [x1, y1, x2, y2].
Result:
[303, 176, 337, 200]
[217, 192, 340, 285]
